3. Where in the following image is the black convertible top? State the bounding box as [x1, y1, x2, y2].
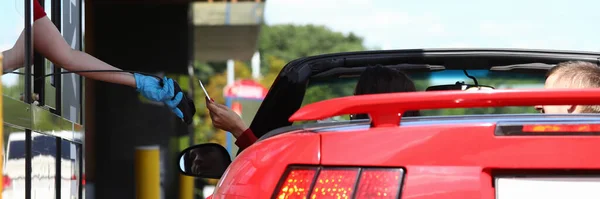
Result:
[288, 48, 600, 79]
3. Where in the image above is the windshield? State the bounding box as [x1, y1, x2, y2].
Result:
[302, 69, 547, 120]
[7, 140, 26, 160]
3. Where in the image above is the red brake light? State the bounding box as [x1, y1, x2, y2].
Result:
[275, 168, 317, 199]
[3, 175, 11, 189]
[354, 169, 403, 199]
[497, 123, 600, 136]
[311, 168, 359, 198]
[522, 124, 600, 132]
[273, 167, 404, 199]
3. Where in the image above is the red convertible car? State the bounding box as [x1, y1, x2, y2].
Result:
[179, 49, 600, 199]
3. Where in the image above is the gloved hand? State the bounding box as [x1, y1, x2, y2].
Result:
[134, 73, 184, 119]
[165, 92, 184, 119]
[134, 73, 173, 102]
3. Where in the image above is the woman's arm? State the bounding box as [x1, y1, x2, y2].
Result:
[33, 17, 136, 87]
[234, 128, 258, 151]
[1, 30, 27, 72]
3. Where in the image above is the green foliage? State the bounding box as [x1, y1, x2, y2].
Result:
[258, 24, 367, 73]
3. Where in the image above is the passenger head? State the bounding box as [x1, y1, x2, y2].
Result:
[536, 61, 600, 114]
[351, 65, 420, 119]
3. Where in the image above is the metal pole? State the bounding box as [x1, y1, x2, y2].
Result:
[251, 51, 260, 79]
[135, 145, 161, 199]
[24, 2, 33, 199]
[225, 97, 233, 157]
[227, 59, 235, 86]
[225, 60, 235, 157]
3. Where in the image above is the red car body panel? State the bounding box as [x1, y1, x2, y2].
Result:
[320, 124, 600, 167]
[212, 132, 320, 199]
[320, 124, 600, 199]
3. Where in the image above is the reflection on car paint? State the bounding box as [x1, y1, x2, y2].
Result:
[311, 114, 600, 132]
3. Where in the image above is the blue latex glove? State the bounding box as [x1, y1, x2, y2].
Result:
[134, 73, 173, 102]
[134, 73, 184, 119]
[165, 92, 184, 119]
[159, 77, 184, 119]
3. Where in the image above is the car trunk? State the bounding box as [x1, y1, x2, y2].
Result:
[315, 122, 600, 199]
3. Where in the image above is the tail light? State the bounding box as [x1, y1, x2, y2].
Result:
[522, 124, 600, 132]
[497, 123, 600, 136]
[273, 166, 405, 199]
[72, 174, 86, 185]
[3, 175, 12, 189]
[275, 168, 317, 198]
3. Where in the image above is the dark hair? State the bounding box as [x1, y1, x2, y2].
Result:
[352, 65, 421, 119]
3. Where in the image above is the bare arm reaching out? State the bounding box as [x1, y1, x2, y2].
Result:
[1, 17, 136, 88]
[32, 17, 136, 87]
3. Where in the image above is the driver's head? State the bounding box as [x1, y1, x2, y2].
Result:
[536, 61, 600, 114]
[352, 65, 420, 119]
[183, 148, 205, 173]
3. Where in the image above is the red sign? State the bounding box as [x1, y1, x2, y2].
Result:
[223, 79, 268, 99]
[232, 102, 242, 116]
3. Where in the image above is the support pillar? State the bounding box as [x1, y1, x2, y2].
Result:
[135, 145, 161, 199]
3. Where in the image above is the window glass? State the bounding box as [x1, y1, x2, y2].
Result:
[31, 132, 57, 199]
[3, 126, 26, 199]
[60, 139, 79, 199]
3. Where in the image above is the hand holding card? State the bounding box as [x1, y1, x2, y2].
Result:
[198, 79, 213, 102]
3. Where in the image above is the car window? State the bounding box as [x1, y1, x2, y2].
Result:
[301, 69, 547, 121]
[32, 135, 57, 157]
[61, 140, 72, 161]
[7, 140, 26, 160]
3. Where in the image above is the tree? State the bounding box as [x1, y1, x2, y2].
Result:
[258, 24, 367, 74]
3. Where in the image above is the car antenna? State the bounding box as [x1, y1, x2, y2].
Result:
[463, 70, 478, 86]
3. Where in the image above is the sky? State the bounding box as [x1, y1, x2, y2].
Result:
[264, 0, 600, 51]
[0, 0, 57, 86]
[2, 0, 600, 52]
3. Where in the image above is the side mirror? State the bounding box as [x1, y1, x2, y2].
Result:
[178, 143, 231, 179]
